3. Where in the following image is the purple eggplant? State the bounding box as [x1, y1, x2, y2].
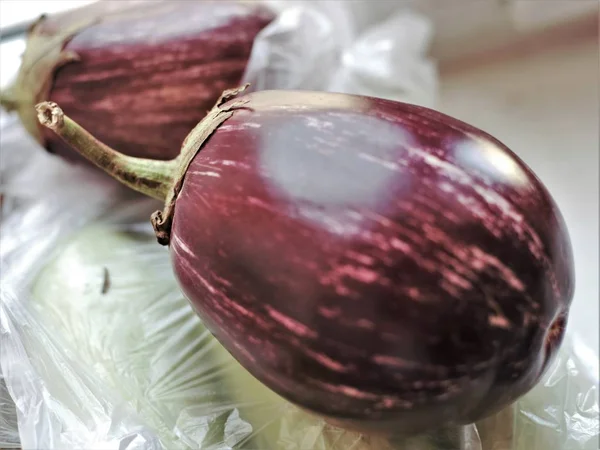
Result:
[35, 87, 574, 435]
[1, 0, 274, 163]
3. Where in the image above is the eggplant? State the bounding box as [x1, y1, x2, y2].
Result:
[35, 87, 575, 435]
[0, 0, 274, 163]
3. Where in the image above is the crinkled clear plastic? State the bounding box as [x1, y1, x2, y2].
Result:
[241, 0, 354, 92]
[241, 1, 437, 108]
[326, 9, 438, 109]
[0, 1, 598, 450]
[0, 366, 19, 448]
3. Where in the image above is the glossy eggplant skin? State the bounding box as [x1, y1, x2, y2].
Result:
[169, 90, 574, 434]
[36, 0, 274, 161]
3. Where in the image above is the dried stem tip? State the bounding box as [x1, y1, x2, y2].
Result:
[36, 101, 64, 130]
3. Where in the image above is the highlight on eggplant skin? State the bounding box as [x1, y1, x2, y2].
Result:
[35, 89, 575, 435]
[2, 0, 275, 162]
[168, 90, 575, 434]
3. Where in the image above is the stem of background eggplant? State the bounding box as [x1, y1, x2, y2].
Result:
[35, 102, 176, 201]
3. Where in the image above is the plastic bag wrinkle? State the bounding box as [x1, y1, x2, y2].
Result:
[327, 10, 438, 109]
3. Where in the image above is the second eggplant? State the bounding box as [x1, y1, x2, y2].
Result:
[1, 0, 274, 163]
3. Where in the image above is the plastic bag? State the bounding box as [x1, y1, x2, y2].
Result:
[241, 0, 354, 92]
[0, 366, 19, 448]
[241, 1, 437, 108]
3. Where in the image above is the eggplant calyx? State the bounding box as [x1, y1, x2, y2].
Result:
[1, 14, 94, 145]
[150, 83, 251, 246]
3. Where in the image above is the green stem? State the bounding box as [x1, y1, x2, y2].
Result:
[36, 84, 250, 245]
[35, 101, 176, 201]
